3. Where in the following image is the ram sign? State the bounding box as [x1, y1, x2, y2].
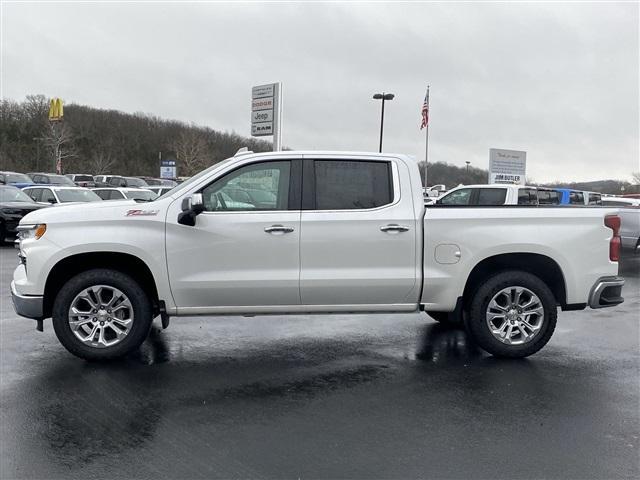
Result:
[489, 149, 527, 185]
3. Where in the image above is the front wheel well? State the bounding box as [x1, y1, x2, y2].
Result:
[43, 252, 160, 318]
[462, 253, 567, 309]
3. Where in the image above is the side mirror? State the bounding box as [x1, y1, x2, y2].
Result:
[178, 193, 205, 226]
[190, 193, 205, 214]
[48, 198, 56, 204]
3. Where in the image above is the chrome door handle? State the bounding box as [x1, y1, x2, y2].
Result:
[380, 224, 410, 233]
[264, 225, 295, 234]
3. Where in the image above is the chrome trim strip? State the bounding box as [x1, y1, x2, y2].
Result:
[588, 276, 625, 309]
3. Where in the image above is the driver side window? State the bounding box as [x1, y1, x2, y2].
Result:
[201, 161, 290, 212]
[440, 188, 472, 205]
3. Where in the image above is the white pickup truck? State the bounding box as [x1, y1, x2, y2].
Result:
[11, 151, 625, 360]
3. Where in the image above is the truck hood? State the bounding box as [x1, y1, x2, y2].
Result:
[19, 199, 150, 225]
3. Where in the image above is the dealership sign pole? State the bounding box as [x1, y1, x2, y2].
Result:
[488, 148, 527, 185]
[251, 83, 282, 151]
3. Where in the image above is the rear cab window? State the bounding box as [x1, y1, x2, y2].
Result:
[537, 189, 560, 205]
[569, 191, 585, 205]
[311, 160, 392, 210]
[518, 188, 538, 205]
[476, 188, 507, 205]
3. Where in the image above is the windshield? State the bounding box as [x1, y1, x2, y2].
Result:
[124, 190, 158, 202]
[50, 175, 75, 186]
[156, 155, 237, 201]
[74, 175, 94, 182]
[5, 173, 32, 184]
[0, 186, 35, 203]
[126, 177, 148, 187]
[55, 189, 102, 203]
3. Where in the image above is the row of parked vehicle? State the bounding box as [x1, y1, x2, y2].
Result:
[424, 183, 640, 251]
[0, 171, 181, 242]
[423, 183, 635, 206]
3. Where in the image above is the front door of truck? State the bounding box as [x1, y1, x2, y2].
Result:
[166, 158, 302, 312]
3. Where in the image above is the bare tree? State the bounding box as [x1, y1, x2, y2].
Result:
[89, 150, 116, 175]
[40, 122, 77, 173]
[170, 129, 210, 176]
[632, 172, 640, 185]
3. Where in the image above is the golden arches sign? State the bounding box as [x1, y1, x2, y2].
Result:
[48, 98, 63, 121]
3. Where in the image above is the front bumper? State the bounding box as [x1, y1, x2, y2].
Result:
[588, 276, 625, 309]
[10, 280, 44, 320]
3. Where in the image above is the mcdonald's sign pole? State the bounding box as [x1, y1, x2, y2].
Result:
[48, 98, 64, 173]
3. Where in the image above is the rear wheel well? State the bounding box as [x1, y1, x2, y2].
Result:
[463, 253, 567, 309]
[43, 252, 160, 318]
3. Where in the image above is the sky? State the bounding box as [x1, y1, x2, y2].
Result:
[1, 1, 638, 182]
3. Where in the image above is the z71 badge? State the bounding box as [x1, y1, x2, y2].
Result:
[126, 209, 159, 217]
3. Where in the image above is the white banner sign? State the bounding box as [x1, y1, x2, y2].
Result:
[489, 148, 527, 185]
[252, 84, 274, 99]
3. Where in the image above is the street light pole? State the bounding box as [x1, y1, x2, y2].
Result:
[373, 93, 395, 153]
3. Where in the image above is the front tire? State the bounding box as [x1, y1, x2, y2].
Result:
[52, 269, 153, 360]
[465, 270, 557, 358]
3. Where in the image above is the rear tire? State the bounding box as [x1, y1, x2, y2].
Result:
[465, 270, 557, 358]
[52, 269, 153, 360]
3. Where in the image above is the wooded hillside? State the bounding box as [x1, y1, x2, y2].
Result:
[0, 95, 273, 177]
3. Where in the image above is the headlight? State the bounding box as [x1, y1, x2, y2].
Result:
[17, 223, 47, 241]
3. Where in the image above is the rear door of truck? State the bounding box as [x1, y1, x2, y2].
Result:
[298, 154, 419, 308]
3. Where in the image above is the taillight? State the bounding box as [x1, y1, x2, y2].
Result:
[605, 215, 621, 261]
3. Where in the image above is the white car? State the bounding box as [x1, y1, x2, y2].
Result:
[11, 151, 624, 360]
[92, 187, 158, 203]
[147, 186, 174, 197]
[22, 186, 102, 205]
[436, 184, 562, 206]
[602, 196, 640, 250]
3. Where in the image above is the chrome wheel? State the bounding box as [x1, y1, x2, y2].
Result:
[68, 285, 134, 348]
[485, 286, 544, 345]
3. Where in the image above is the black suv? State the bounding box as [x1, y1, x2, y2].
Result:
[0, 185, 46, 243]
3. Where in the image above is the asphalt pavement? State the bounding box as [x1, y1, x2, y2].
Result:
[1, 246, 638, 479]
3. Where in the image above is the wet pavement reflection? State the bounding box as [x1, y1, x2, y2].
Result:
[1, 248, 638, 479]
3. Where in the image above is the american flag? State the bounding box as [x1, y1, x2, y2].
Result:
[420, 88, 429, 130]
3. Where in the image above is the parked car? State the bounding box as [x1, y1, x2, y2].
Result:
[94, 175, 115, 187]
[138, 177, 177, 187]
[578, 191, 602, 206]
[436, 184, 561, 206]
[147, 186, 174, 197]
[555, 188, 587, 205]
[92, 187, 158, 202]
[0, 171, 35, 188]
[108, 176, 149, 188]
[602, 196, 640, 251]
[66, 174, 96, 188]
[12, 151, 624, 361]
[28, 173, 75, 186]
[222, 186, 277, 209]
[0, 185, 46, 243]
[23, 186, 102, 205]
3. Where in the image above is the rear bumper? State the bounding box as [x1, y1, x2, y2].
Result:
[11, 280, 44, 320]
[588, 276, 625, 309]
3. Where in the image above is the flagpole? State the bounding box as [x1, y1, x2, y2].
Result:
[424, 85, 429, 188]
